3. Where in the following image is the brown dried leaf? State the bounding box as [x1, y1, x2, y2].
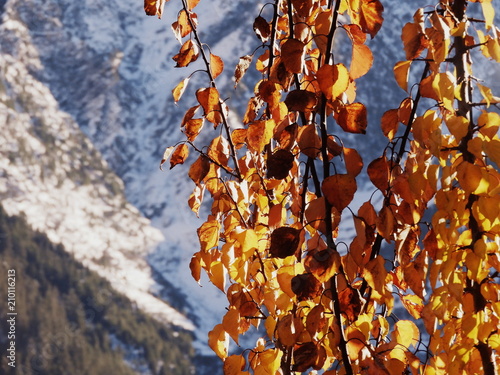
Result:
[293, 342, 318, 372]
[291, 273, 322, 301]
[284, 90, 317, 112]
[234, 55, 253, 88]
[253, 16, 271, 42]
[269, 227, 301, 259]
[267, 149, 294, 180]
[338, 286, 362, 321]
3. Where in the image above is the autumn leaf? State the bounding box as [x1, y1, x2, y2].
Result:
[322, 174, 357, 211]
[276, 314, 303, 346]
[317, 63, 350, 100]
[338, 286, 362, 322]
[367, 156, 390, 191]
[401, 22, 428, 60]
[352, 0, 385, 39]
[159, 145, 175, 170]
[350, 43, 373, 79]
[171, 10, 193, 42]
[381, 109, 399, 141]
[170, 143, 189, 169]
[281, 38, 305, 74]
[291, 273, 323, 301]
[210, 53, 224, 79]
[336, 102, 368, 134]
[246, 119, 275, 154]
[297, 124, 322, 158]
[293, 342, 319, 372]
[393, 61, 411, 92]
[188, 155, 210, 184]
[234, 55, 253, 88]
[253, 15, 271, 41]
[223, 355, 246, 375]
[344, 147, 364, 177]
[305, 248, 341, 283]
[284, 90, 318, 112]
[208, 324, 229, 359]
[172, 77, 190, 103]
[173, 39, 199, 67]
[269, 227, 301, 258]
[267, 149, 294, 179]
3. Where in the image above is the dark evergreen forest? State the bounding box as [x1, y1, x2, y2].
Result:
[0, 205, 194, 375]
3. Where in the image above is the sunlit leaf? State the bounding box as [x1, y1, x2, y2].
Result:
[189, 155, 210, 184]
[352, 0, 385, 39]
[393, 61, 411, 92]
[210, 53, 224, 79]
[317, 63, 350, 100]
[223, 355, 246, 375]
[367, 156, 390, 191]
[171, 10, 193, 42]
[298, 124, 322, 158]
[246, 119, 275, 154]
[173, 39, 199, 67]
[401, 22, 428, 60]
[350, 43, 373, 79]
[393, 320, 419, 349]
[159, 145, 175, 170]
[208, 323, 229, 359]
[344, 147, 364, 177]
[170, 143, 189, 169]
[381, 109, 399, 141]
[336, 102, 367, 134]
[172, 77, 190, 103]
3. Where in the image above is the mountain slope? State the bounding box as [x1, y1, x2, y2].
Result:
[0, 205, 194, 375]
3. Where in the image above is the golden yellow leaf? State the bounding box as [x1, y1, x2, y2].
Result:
[393, 61, 411, 92]
[172, 77, 190, 103]
[444, 114, 469, 143]
[197, 218, 220, 251]
[393, 320, 419, 349]
[363, 255, 387, 295]
[317, 63, 350, 100]
[208, 323, 229, 359]
[223, 355, 246, 375]
[210, 260, 226, 292]
[246, 119, 275, 154]
[208, 136, 230, 167]
[322, 174, 357, 211]
[222, 308, 241, 344]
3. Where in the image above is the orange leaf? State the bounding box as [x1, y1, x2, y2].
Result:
[208, 136, 230, 167]
[231, 128, 247, 149]
[223, 355, 246, 375]
[393, 320, 419, 349]
[344, 147, 364, 177]
[246, 119, 275, 154]
[170, 143, 189, 169]
[381, 109, 399, 141]
[172, 77, 190, 103]
[353, 0, 384, 39]
[234, 55, 253, 88]
[297, 124, 321, 158]
[317, 63, 350, 100]
[281, 38, 305, 74]
[322, 174, 357, 211]
[173, 39, 199, 67]
[305, 248, 341, 283]
[210, 53, 224, 80]
[401, 22, 428, 60]
[336, 102, 367, 134]
[393, 60, 411, 92]
[197, 218, 220, 251]
[291, 273, 323, 301]
[196, 87, 222, 125]
[362, 255, 387, 294]
[189, 155, 210, 184]
[277, 315, 303, 346]
[222, 308, 241, 344]
[350, 43, 373, 79]
[183, 118, 204, 142]
[144, 0, 158, 16]
[189, 252, 202, 283]
[398, 97, 413, 125]
[186, 0, 200, 10]
[171, 10, 193, 42]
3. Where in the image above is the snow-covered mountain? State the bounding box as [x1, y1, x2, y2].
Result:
[3, 0, 498, 367]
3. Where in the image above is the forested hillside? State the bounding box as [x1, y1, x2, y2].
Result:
[0, 205, 194, 375]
